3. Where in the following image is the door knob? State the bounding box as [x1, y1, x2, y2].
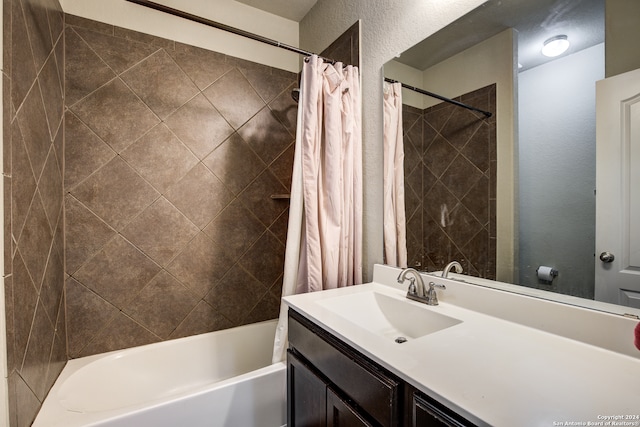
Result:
[599, 252, 615, 263]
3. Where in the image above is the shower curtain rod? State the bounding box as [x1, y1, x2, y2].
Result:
[385, 77, 492, 118]
[125, 0, 337, 64]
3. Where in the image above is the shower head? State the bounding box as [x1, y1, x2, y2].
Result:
[291, 88, 300, 103]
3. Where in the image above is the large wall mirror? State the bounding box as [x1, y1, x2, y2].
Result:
[383, 0, 640, 314]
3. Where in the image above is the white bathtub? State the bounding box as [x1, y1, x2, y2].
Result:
[34, 320, 286, 427]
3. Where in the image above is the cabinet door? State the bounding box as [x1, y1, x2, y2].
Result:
[413, 393, 474, 427]
[326, 387, 374, 427]
[287, 350, 327, 427]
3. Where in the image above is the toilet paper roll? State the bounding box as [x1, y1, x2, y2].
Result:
[537, 266, 557, 281]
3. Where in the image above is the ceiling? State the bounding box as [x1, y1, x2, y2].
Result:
[234, 0, 318, 22]
[394, 0, 604, 72]
[233, 0, 604, 72]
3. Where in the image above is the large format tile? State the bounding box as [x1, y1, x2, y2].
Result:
[21, 0, 54, 72]
[38, 148, 63, 233]
[168, 42, 232, 91]
[11, 252, 38, 370]
[64, 196, 116, 274]
[169, 301, 232, 339]
[166, 232, 233, 299]
[440, 154, 484, 201]
[125, 270, 199, 338]
[61, 18, 300, 355]
[65, 28, 116, 107]
[237, 169, 289, 228]
[65, 277, 119, 357]
[165, 163, 233, 229]
[16, 83, 51, 181]
[73, 26, 159, 75]
[78, 312, 160, 357]
[205, 263, 266, 325]
[203, 198, 265, 260]
[73, 235, 161, 308]
[11, 0, 37, 110]
[164, 94, 234, 159]
[17, 191, 52, 289]
[64, 111, 116, 191]
[71, 78, 160, 153]
[202, 132, 265, 195]
[11, 122, 37, 242]
[70, 157, 159, 230]
[20, 300, 55, 401]
[121, 123, 199, 194]
[240, 64, 295, 105]
[120, 197, 199, 267]
[238, 231, 285, 288]
[203, 68, 265, 129]
[38, 50, 64, 139]
[238, 106, 293, 165]
[121, 50, 199, 120]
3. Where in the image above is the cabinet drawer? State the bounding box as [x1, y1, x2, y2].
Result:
[289, 310, 401, 426]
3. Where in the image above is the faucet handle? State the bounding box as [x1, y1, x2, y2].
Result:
[426, 282, 446, 305]
[406, 277, 417, 295]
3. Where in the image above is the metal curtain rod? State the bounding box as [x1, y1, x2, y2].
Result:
[125, 0, 337, 64]
[385, 78, 492, 118]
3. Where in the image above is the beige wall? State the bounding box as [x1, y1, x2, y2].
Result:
[383, 60, 424, 109]
[605, 0, 640, 78]
[59, 0, 301, 72]
[300, 0, 487, 280]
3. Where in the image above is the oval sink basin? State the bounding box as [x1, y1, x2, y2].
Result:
[317, 291, 462, 341]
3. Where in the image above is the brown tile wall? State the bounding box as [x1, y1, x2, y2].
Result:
[404, 84, 497, 279]
[63, 15, 297, 358]
[3, 0, 67, 425]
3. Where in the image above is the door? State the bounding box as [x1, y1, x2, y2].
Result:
[595, 67, 640, 307]
[326, 387, 373, 427]
[287, 350, 327, 427]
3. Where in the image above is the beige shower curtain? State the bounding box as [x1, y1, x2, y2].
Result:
[383, 81, 407, 267]
[273, 56, 362, 362]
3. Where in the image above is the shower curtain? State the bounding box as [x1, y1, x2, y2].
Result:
[273, 55, 362, 363]
[383, 81, 407, 268]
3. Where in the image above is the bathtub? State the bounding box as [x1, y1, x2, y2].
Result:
[33, 320, 286, 427]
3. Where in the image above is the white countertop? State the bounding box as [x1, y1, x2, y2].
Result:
[283, 268, 640, 427]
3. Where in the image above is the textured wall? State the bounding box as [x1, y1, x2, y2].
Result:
[300, 0, 487, 280]
[3, 0, 67, 425]
[519, 44, 603, 298]
[404, 85, 496, 279]
[64, 15, 297, 357]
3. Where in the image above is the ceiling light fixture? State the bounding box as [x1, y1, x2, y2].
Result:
[541, 35, 570, 57]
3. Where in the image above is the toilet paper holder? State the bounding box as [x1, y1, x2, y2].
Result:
[536, 266, 558, 282]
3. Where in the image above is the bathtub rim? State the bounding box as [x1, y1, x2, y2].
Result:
[34, 319, 282, 427]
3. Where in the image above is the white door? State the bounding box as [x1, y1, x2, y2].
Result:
[595, 67, 640, 308]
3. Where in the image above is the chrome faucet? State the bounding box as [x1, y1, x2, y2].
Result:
[397, 268, 425, 297]
[397, 268, 446, 306]
[441, 261, 463, 278]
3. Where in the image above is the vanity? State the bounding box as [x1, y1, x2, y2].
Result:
[283, 264, 640, 426]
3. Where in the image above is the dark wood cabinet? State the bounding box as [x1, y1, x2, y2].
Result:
[412, 392, 472, 427]
[288, 351, 327, 426]
[287, 309, 478, 427]
[327, 387, 374, 427]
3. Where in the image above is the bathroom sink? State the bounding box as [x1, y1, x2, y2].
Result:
[317, 291, 462, 341]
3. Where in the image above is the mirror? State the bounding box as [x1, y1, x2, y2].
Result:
[383, 0, 640, 314]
